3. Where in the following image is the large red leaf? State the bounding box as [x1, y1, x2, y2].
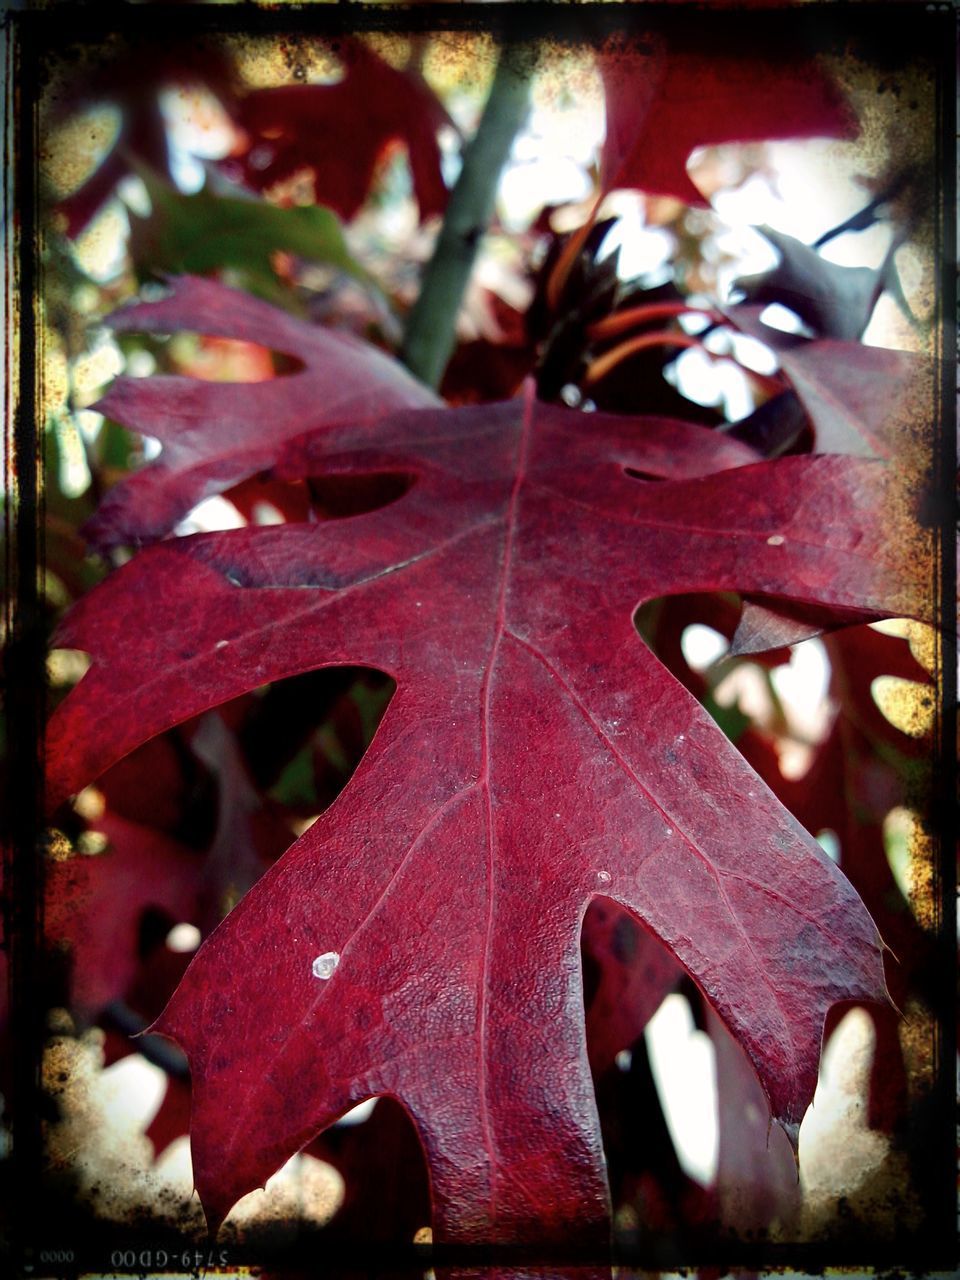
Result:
[47, 305, 922, 1255]
[222, 37, 450, 221]
[599, 35, 855, 206]
[86, 276, 439, 549]
[710, 621, 934, 1139]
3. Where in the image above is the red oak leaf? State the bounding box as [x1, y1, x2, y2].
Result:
[47, 281, 921, 1254]
[86, 276, 439, 549]
[600, 34, 855, 207]
[222, 38, 450, 221]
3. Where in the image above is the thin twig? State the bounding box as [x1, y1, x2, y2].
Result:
[102, 999, 190, 1080]
[812, 167, 915, 248]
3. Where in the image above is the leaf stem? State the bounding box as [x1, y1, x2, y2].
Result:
[544, 190, 604, 313]
[400, 45, 536, 390]
[588, 300, 724, 342]
[583, 330, 702, 386]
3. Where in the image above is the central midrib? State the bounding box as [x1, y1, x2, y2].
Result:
[474, 384, 537, 1225]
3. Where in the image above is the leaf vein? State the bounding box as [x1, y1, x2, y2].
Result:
[505, 628, 801, 1077]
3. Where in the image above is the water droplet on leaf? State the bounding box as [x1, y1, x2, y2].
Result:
[312, 951, 340, 980]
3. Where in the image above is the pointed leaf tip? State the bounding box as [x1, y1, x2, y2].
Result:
[779, 1118, 802, 1173]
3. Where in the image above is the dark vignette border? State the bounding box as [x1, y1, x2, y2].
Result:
[3, 3, 956, 1277]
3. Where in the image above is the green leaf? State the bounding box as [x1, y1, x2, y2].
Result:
[96, 419, 136, 472]
[128, 168, 375, 301]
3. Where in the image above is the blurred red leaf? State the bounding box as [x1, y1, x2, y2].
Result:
[306, 1098, 431, 1245]
[727, 306, 933, 461]
[223, 38, 450, 221]
[146, 1075, 193, 1160]
[52, 42, 235, 238]
[707, 1004, 801, 1237]
[45, 814, 199, 1020]
[582, 901, 681, 1078]
[97, 734, 197, 836]
[600, 35, 855, 206]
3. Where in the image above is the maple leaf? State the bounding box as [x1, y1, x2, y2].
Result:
[599, 33, 855, 206]
[222, 37, 450, 221]
[85, 276, 439, 549]
[47, 273, 923, 1251]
